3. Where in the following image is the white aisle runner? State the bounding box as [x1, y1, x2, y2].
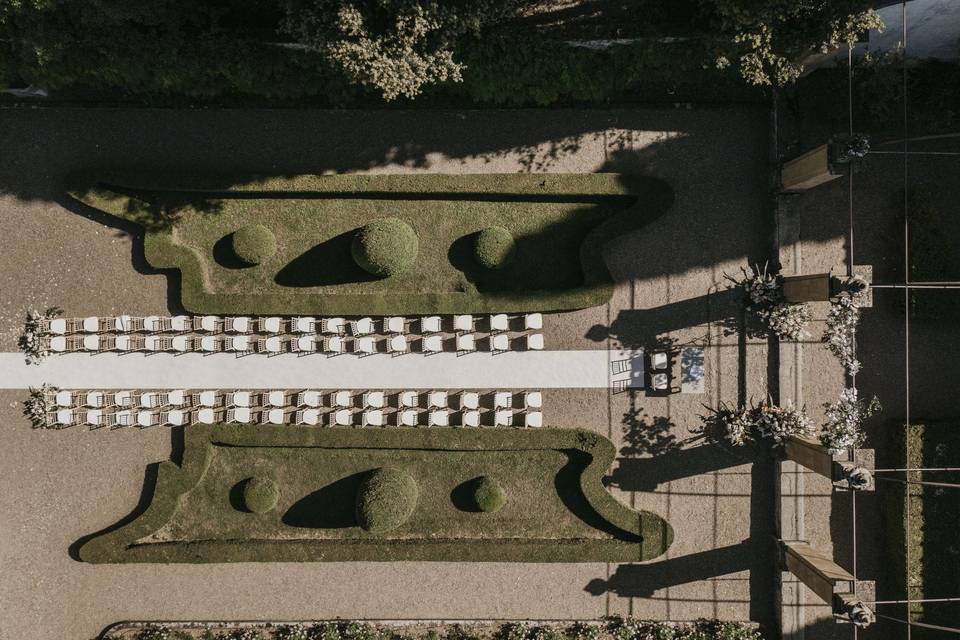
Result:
[0, 351, 643, 390]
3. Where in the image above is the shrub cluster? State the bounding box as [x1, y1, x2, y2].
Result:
[474, 226, 516, 270]
[473, 476, 507, 512]
[232, 224, 277, 265]
[242, 476, 280, 514]
[351, 218, 419, 277]
[355, 467, 419, 533]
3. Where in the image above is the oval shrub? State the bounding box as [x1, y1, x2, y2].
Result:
[351, 217, 418, 277]
[242, 476, 279, 513]
[232, 224, 277, 265]
[355, 467, 418, 533]
[473, 476, 507, 513]
[474, 226, 515, 269]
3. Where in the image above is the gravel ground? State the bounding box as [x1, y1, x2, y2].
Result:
[0, 105, 777, 639]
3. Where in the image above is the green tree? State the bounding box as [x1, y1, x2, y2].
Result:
[704, 0, 883, 86]
[280, 0, 526, 100]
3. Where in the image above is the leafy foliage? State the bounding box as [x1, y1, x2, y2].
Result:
[473, 475, 507, 512]
[232, 224, 277, 266]
[351, 217, 420, 277]
[242, 476, 280, 513]
[355, 467, 419, 533]
[474, 226, 516, 270]
[702, 400, 813, 446]
[823, 291, 864, 376]
[732, 264, 811, 340]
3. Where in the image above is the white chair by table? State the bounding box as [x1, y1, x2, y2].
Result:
[85, 391, 104, 408]
[398, 409, 419, 427]
[422, 335, 443, 353]
[264, 408, 285, 425]
[196, 408, 216, 425]
[296, 390, 322, 408]
[462, 410, 480, 428]
[86, 409, 103, 428]
[429, 391, 448, 409]
[49, 318, 68, 335]
[526, 334, 544, 350]
[322, 336, 345, 355]
[399, 390, 419, 408]
[259, 317, 283, 333]
[49, 336, 67, 352]
[494, 391, 513, 409]
[294, 409, 320, 426]
[54, 409, 74, 427]
[136, 411, 157, 428]
[388, 335, 408, 354]
[428, 410, 449, 427]
[265, 390, 285, 408]
[55, 390, 73, 408]
[362, 410, 384, 427]
[491, 334, 509, 353]
[651, 373, 669, 391]
[524, 391, 543, 409]
[460, 391, 480, 410]
[199, 336, 220, 352]
[456, 334, 475, 353]
[354, 336, 377, 356]
[171, 336, 191, 352]
[320, 317, 345, 334]
[225, 391, 251, 407]
[453, 315, 473, 332]
[194, 315, 220, 332]
[384, 317, 406, 334]
[170, 315, 190, 332]
[363, 391, 385, 408]
[293, 317, 316, 333]
[224, 317, 251, 333]
[333, 409, 352, 426]
[81, 316, 99, 333]
[167, 390, 187, 406]
[333, 390, 352, 408]
[82, 335, 100, 352]
[524, 411, 543, 428]
[494, 410, 513, 427]
[490, 314, 509, 332]
[352, 317, 375, 336]
[421, 316, 442, 333]
[258, 336, 283, 354]
[651, 352, 669, 370]
[228, 335, 251, 353]
[226, 407, 251, 424]
[524, 313, 543, 330]
[161, 409, 186, 427]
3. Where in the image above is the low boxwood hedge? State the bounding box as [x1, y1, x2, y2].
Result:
[474, 226, 516, 269]
[232, 224, 277, 265]
[351, 217, 419, 277]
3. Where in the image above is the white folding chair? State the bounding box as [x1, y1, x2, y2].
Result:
[116, 410, 134, 428]
[524, 391, 543, 409]
[399, 390, 419, 408]
[226, 407, 251, 423]
[526, 334, 545, 350]
[294, 335, 318, 353]
[138, 392, 159, 408]
[320, 317, 345, 334]
[226, 391, 251, 407]
[258, 336, 283, 354]
[494, 391, 513, 409]
[333, 409, 352, 426]
[420, 316, 442, 333]
[388, 335, 408, 354]
[197, 408, 216, 424]
[524, 411, 543, 428]
[429, 391, 448, 408]
[651, 372, 669, 391]
[651, 352, 669, 370]
[55, 390, 73, 407]
[49, 318, 68, 335]
[113, 335, 133, 351]
[225, 316, 251, 333]
[322, 336, 344, 355]
[228, 335, 251, 353]
[293, 316, 316, 333]
[167, 390, 186, 406]
[259, 317, 282, 333]
[112, 390, 133, 408]
[296, 390, 321, 408]
[170, 315, 190, 332]
[384, 317, 406, 334]
[294, 409, 320, 426]
[462, 410, 480, 428]
[524, 313, 543, 330]
[199, 336, 220, 352]
[86, 409, 103, 428]
[456, 334, 475, 353]
[494, 409, 513, 427]
[264, 408, 285, 425]
[398, 409, 419, 427]
[422, 335, 443, 353]
[143, 316, 163, 332]
[82, 335, 100, 351]
[428, 410, 449, 427]
[460, 391, 480, 410]
[194, 315, 220, 332]
[362, 409, 384, 427]
[145, 335, 170, 352]
[54, 408, 74, 427]
[333, 390, 352, 408]
[352, 317, 375, 336]
[453, 315, 473, 332]
[81, 316, 99, 333]
[171, 336, 191, 352]
[354, 336, 376, 356]
[490, 314, 509, 332]
[137, 411, 157, 428]
[193, 390, 217, 407]
[363, 391, 385, 408]
[491, 334, 509, 352]
[49, 336, 67, 352]
[85, 391, 104, 408]
[265, 390, 285, 407]
[161, 409, 186, 426]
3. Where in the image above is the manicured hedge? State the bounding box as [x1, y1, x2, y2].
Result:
[351, 218, 419, 277]
[68, 172, 674, 315]
[77, 425, 673, 563]
[474, 226, 515, 270]
[232, 224, 277, 265]
[243, 476, 279, 513]
[355, 467, 419, 533]
[473, 475, 507, 512]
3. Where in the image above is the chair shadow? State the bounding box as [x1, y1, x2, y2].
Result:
[281, 472, 367, 529]
[274, 230, 378, 287]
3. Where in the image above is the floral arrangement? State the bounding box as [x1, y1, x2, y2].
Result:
[19, 307, 63, 365]
[732, 264, 811, 341]
[820, 387, 881, 452]
[823, 284, 867, 376]
[23, 384, 57, 429]
[702, 400, 813, 446]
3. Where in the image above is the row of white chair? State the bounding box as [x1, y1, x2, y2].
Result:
[45, 313, 544, 336]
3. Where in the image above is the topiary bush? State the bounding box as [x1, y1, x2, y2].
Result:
[355, 467, 419, 533]
[232, 224, 277, 265]
[351, 217, 419, 277]
[242, 476, 280, 514]
[472, 476, 507, 512]
[474, 226, 516, 269]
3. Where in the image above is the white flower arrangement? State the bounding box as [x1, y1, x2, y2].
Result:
[23, 384, 58, 429]
[702, 400, 813, 446]
[19, 307, 63, 365]
[823, 291, 865, 376]
[759, 302, 812, 341]
[731, 264, 811, 341]
[820, 387, 881, 452]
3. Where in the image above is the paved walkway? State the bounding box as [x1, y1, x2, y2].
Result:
[0, 350, 645, 390]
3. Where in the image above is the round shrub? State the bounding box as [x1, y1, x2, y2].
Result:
[232, 224, 277, 265]
[355, 467, 418, 533]
[351, 217, 418, 277]
[242, 476, 279, 514]
[473, 476, 507, 513]
[474, 226, 516, 269]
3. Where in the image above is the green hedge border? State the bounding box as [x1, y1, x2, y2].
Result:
[78, 425, 673, 564]
[67, 172, 674, 315]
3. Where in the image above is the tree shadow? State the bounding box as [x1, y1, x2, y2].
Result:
[620, 390, 682, 457]
[281, 472, 366, 529]
[274, 230, 378, 287]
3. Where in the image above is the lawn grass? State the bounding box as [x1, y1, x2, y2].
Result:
[69, 172, 673, 314]
[78, 425, 673, 563]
